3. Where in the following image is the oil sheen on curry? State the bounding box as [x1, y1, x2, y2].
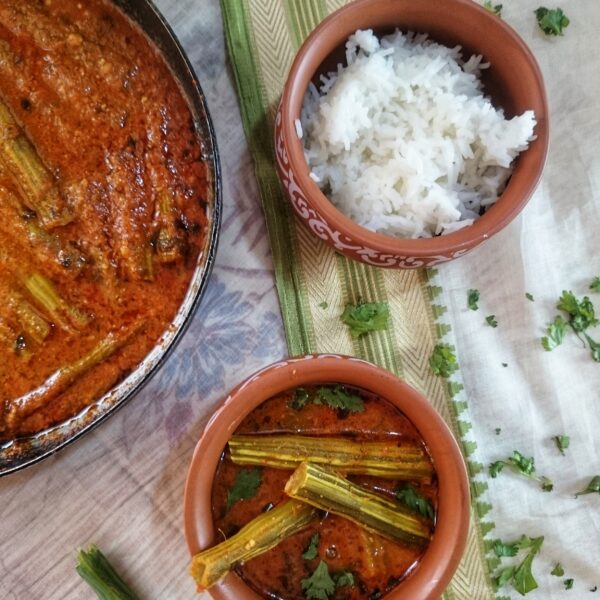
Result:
[202, 385, 438, 600]
[0, 0, 209, 439]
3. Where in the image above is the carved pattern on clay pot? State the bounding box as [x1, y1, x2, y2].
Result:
[274, 109, 471, 269]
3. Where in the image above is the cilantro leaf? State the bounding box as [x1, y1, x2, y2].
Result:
[526, 292, 535, 302]
[541, 315, 567, 351]
[564, 578, 574, 590]
[429, 343, 459, 378]
[395, 485, 435, 520]
[591, 277, 600, 293]
[534, 7, 570, 36]
[493, 539, 520, 557]
[553, 435, 570, 455]
[302, 560, 336, 600]
[495, 427, 502, 435]
[494, 536, 544, 596]
[340, 302, 389, 338]
[489, 461, 505, 478]
[225, 468, 262, 512]
[302, 533, 320, 560]
[496, 566, 515, 588]
[314, 385, 364, 413]
[557, 291, 598, 332]
[486, 315, 498, 328]
[318, 301, 328, 309]
[333, 571, 355, 588]
[584, 334, 600, 362]
[468, 289, 480, 310]
[513, 538, 543, 595]
[551, 563, 565, 577]
[575, 475, 600, 497]
[290, 387, 310, 410]
[483, 1, 502, 16]
[489, 451, 553, 491]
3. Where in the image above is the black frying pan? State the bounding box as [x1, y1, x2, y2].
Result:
[0, 0, 222, 476]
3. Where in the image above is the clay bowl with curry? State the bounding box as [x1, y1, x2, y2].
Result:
[184, 355, 470, 600]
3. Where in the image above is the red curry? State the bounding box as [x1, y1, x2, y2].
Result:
[212, 385, 438, 600]
[0, 0, 209, 439]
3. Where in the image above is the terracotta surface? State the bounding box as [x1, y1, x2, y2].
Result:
[183, 355, 470, 600]
[275, 0, 549, 268]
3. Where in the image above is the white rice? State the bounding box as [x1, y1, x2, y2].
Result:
[300, 29, 536, 239]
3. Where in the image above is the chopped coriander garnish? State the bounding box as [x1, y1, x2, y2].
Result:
[551, 563, 565, 576]
[534, 7, 570, 36]
[495, 427, 502, 435]
[584, 334, 600, 362]
[290, 387, 310, 410]
[486, 315, 498, 328]
[395, 484, 435, 520]
[526, 292, 535, 302]
[493, 539, 520, 557]
[302, 533, 320, 560]
[501, 363, 508, 368]
[290, 385, 364, 413]
[496, 566, 515, 588]
[429, 343, 459, 378]
[564, 578, 574, 590]
[301, 561, 354, 599]
[318, 301, 328, 309]
[494, 535, 544, 596]
[541, 315, 567, 351]
[333, 571, 355, 588]
[489, 450, 553, 491]
[468, 288, 480, 311]
[302, 560, 335, 600]
[591, 277, 600, 293]
[314, 385, 364, 413]
[340, 301, 389, 338]
[553, 435, 570, 455]
[557, 291, 598, 333]
[226, 468, 262, 512]
[591, 585, 598, 592]
[575, 475, 600, 497]
[483, 0, 502, 16]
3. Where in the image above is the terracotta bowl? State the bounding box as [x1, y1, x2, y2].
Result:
[274, 0, 549, 268]
[184, 355, 470, 600]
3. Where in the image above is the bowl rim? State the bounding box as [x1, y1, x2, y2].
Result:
[278, 0, 549, 258]
[183, 354, 470, 600]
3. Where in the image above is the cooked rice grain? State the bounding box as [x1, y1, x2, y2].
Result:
[300, 29, 536, 238]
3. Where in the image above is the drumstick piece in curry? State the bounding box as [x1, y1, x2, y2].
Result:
[0, 276, 50, 359]
[104, 143, 155, 282]
[0, 100, 72, 229]
[0, 319, 146, 436]
[0, 235, 89, 333]
[0, 185, 87, 275]
[0, 317, 19, 353]
[6, 287, 51, 346]
[22, 272, 89, 332]
[144, 103, 188, 264]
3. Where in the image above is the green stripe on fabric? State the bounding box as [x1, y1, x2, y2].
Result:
[220, 0, 314, 355]
[285, 0, 327, 46]
[221, 0, 497, 596]
[421, 268, 498, 594]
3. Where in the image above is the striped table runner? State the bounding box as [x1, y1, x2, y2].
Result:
[220, 1, 500, 598]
